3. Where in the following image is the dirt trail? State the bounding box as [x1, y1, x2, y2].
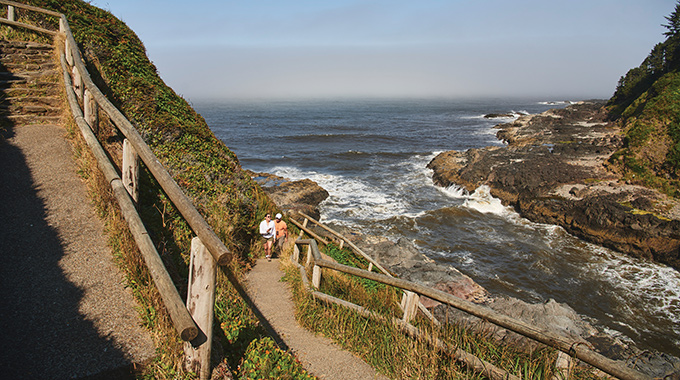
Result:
[245, 257, 390, 380]
[0, 40, 154, 379]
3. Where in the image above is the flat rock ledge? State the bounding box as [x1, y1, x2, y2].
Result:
[428, 100, 680, 271]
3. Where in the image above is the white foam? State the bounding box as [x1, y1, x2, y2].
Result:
[463, 110, 528, 121]
[538, 100, 572, 105]
[462, 185, 514, 216]
[270, 165, 410, 225]
[438, 184, 468, 199]
[582, 247, 680, 332]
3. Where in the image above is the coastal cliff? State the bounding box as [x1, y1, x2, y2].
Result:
[428, 101, 680, 270]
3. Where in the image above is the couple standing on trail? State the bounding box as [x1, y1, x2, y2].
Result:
[259, 213, 288, 261]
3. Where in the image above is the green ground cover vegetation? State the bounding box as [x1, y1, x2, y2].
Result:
[1, 1, 309, 378]
[4, 0, 675, 378]
[283, 242, 604, 379]
[607, 1, 680, 197]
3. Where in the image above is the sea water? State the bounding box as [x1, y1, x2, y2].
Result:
[194, 97, 680, 357]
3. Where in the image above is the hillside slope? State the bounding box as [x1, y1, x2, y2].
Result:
[606, 2, 680, 198]
[1, 1, 297, 378]
[17, 0, 275, 257]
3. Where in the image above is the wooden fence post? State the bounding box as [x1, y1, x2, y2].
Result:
[298, 218, 308, 238]
[402, 291, 419, 323]
[305, 245, 312, 266]
[293, 244, 300, 263]
[8, 5, 14, 21]
[64, 38, 73, 66]
[312, 265, 322, 289]
[551, 351, 573, 380]
[71, 65, 83, 100]
[184, 237, 216, 380]
[122, 139, 140, 204]
[83, 89, 98, 133]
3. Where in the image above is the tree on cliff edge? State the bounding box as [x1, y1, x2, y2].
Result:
[609, 1, 680, 116]
[606, 1, 680, 196]
[663, 1, 680, 37]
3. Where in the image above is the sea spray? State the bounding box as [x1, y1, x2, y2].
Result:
[198, 97, 680, 356]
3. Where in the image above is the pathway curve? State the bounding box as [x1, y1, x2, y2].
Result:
[245, 257, 390, 380]
[0, 40, 155, 379]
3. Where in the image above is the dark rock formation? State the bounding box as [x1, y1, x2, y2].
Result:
[248, 171, 329, 220]
[428, 101, 680, 270]
[343, 229, 680, 378]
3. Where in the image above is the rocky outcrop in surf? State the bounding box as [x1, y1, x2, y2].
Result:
[248, 171, 329, 220]
[335, 230, 680, 378]
[427, 101, 680, 271]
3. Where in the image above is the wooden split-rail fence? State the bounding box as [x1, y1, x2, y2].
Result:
[0, 2, 225, 379]
[0, 2, 657, 380]
[290, 211, 654, 380]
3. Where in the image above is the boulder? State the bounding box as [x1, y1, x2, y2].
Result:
[248, 171, 329, 220]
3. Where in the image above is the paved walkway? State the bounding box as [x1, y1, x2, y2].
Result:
[0, 122, 155, 379]
[245, 257, 390, 380]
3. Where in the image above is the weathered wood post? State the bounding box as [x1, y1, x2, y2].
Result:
[72, 65, 83, 100]
[7, 5, 14, 21]
[83, 89, 99, 134]
[551, 351, 573, 380]
[293, 243, 300, 263]
[401, 291, 419, 323]
[122, 139, 140, 204]
[184, 237, 216, 380]
[298, 218, 308, 238]
[305, 244, 312, 266]
[64, 38, 73, 66]
[312, 265, 322, 289]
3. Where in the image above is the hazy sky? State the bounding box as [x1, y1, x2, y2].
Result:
[89, 0, 674, 101]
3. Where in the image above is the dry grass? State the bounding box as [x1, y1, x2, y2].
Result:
[280, 242, 606, 380]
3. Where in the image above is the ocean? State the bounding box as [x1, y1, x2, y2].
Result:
[194, 97, 680, 357]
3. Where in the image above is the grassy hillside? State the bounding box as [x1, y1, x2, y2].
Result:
[32, 0, 274, 254]
[0, 1, 316, 378]
[606, 2, 680, 197]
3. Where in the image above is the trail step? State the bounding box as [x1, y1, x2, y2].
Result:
[1, 38, 61, 127]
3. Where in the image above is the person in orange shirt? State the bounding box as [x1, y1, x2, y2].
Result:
[274, 213, 288, 256]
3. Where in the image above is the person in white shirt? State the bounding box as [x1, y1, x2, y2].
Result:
[259, 213, 276, 261]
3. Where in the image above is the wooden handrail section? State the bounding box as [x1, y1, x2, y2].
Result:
[0, 2, 658, 379]
[294, 239, 653, 380]
[60, 53, 198, 342]
[0, 1, 233, 345]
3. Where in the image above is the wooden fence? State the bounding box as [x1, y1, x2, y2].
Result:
[0, 2, 222, 378]
[291, 223, 653, 380]
[0, 2, 657, 380]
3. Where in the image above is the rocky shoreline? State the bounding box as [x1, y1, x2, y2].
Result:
[428, 100, 680, 271]
[249, 102, 680, 376]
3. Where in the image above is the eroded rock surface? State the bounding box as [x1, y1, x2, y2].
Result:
[249, 171, 329, 220]
[428, 101, 680, 270]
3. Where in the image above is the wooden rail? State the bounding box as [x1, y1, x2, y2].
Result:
[0, 3, 657, 380]
[293, 239, 653, 380]
[290, 211, 441, 325]
[1, 3, 223, 377]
